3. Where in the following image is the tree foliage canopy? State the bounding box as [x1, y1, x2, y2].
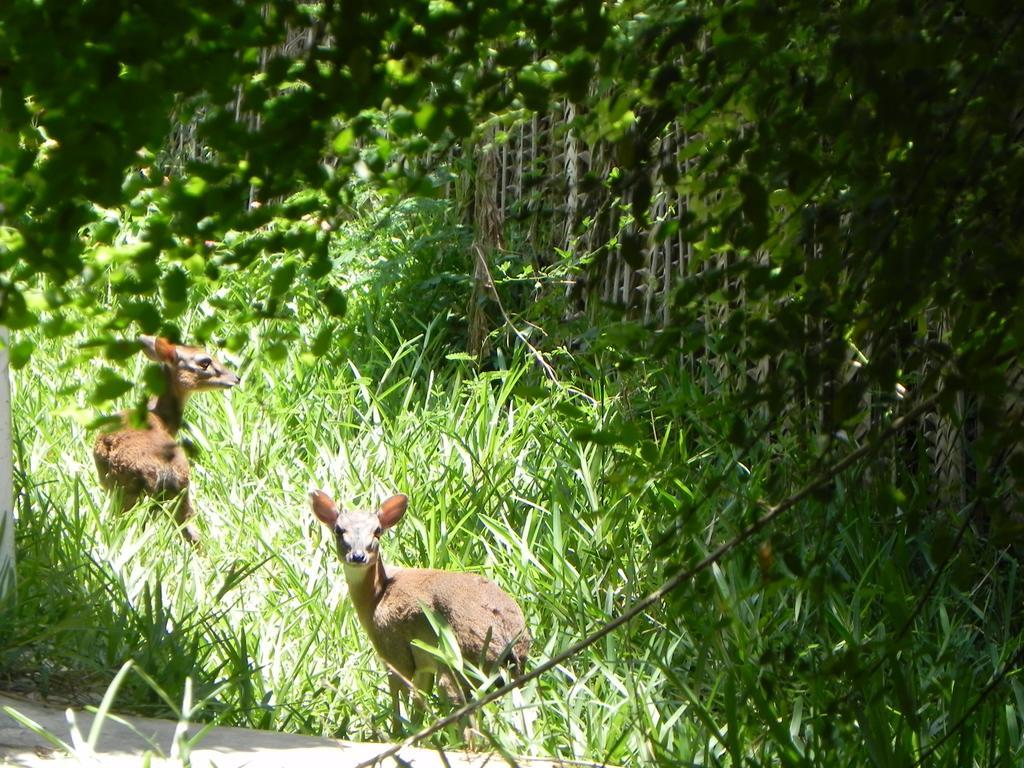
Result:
[1, 0, 1019, 410]
[2, 1, 1024, 762]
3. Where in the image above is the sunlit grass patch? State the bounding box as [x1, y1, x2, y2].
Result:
[2, 260, 1023, 765]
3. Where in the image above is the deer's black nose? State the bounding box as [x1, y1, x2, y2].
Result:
[348, 551, 368, 565]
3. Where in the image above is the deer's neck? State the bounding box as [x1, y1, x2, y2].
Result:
[149, 367, 187, 436]
[344, 558, 388, 634]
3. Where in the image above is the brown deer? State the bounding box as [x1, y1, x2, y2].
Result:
[310, 490, 530, 732]
[93, 336, 239, 544]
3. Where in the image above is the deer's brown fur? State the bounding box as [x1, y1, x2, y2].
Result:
[94, 336, 239, 543]
[310, 491, 530, 731]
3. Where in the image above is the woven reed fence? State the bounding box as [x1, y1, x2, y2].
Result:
[471, 103, 1019, 521]
[159, 30, 1021, 530]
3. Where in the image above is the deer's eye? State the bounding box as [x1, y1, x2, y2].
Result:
[196, 357, 212, 370]
[374, 526, 383, 537]
[334, 525, 345, 536]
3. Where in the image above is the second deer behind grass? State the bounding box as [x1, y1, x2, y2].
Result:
[310, 491, 530, 729]
[93, 336, 239, 544]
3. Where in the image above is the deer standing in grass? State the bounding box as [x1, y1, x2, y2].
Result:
[310, 491, 530, 732]
[93, 336, 240, 544]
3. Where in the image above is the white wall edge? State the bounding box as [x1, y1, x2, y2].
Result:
[0, 325, 14, 602]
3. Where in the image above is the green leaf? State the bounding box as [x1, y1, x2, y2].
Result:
[414, 103, 445, 140]
[513, 384, 548, 401]
[265, 341, 288, 361]
[654, 219, 680, 243]
[332, 127, 355, 153]
[620, 231, 644, 270]
[739, 174, 767, 227]
[0, 288, 37, 330]
[7, 338, 35, 369]
[571, 422, 642, 446]
[270, 260, 297, 299]
[104, 340, 141, 360]
[319, 285, 347, 317]
[390, 109, 415, 136]
[311, 322, 333, 357]
[90, 368, 135, 405]
[517, 73, 550, 111]
[555, 402, 587, 420]
[143, 363, 166, 395]
[161, 267, 189, 304]
[447, 106, 472, 138]
[495, 43, 534, 69]
[121, 301, 162, 332]
[183, 176, 207, 198]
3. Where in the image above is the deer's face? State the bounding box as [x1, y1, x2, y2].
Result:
[330, 508, 384, 567]
[310, 491, 408, 568]
[172, 344, 241, 393]
[139, 335, 241, 395]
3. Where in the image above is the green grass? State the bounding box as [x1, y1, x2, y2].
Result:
[2, 311, 668, 761]
[2, 254, 1023, 766]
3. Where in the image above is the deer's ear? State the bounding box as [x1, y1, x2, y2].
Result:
[378, 494, 408, 529]
[140, 336, 178, 364]
[154, 337, 178, 364]
[310, 490, 340, 527]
